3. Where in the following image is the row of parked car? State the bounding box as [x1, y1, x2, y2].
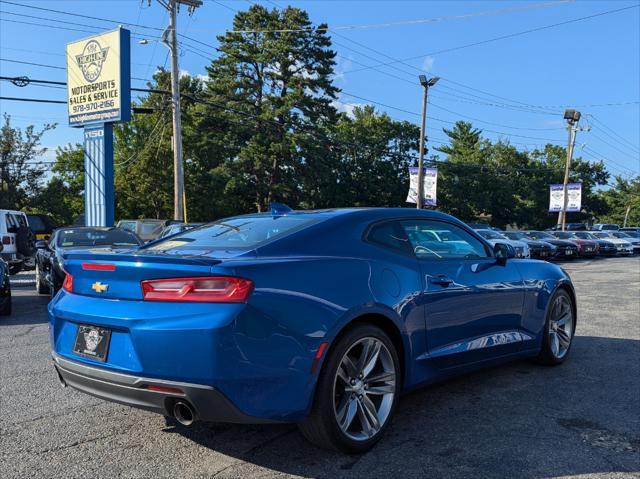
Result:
[467, 224, 640, 260]
[1, 207, 638, 318]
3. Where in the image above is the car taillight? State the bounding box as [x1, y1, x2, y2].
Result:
[62, 273, 73, 293]
[141, 276, 253, 303]
[1, 236, 10, 245]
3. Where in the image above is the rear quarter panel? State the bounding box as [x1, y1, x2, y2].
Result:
[213, 244, 424, 419]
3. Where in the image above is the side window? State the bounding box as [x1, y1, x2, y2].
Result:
[119, 221, 136, 233]
[401, 220, 490, 260]
[366, 221, 412, 255]
[6, 214, 18, 233]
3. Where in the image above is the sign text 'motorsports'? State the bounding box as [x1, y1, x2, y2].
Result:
[66, 28, 130, 127]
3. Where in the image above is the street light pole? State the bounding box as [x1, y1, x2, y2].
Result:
[417, 75, 439, 209]
[558, 109, 581, 231]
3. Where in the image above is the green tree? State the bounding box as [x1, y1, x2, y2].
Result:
[201, 4, 339, 212]
[113, 69, 204, 220]
[326, 105, 419, 208]
[435, 121, 610, 229]
[597, 176, 640, 226]
[0, 114, 55, 209]
[436, 121, 493, 221]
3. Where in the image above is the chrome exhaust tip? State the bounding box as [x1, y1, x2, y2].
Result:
[173, 401, 195, 426]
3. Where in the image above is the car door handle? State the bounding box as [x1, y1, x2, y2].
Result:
[429, 275, 453, 287]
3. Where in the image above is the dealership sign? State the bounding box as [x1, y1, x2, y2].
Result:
[66, 28, 131, 126]
[549, 183, 582, 212]
[406, 167, 438, 206]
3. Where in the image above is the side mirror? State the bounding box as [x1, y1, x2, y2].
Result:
[35, 240, 48, 250]
[494, 242, 516, 264]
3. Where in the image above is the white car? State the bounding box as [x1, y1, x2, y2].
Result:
[591, 231, 634, 255]
[0, 209, 32, 274]
[475, 229, 530, 258]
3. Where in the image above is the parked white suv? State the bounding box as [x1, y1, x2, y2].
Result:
[0, 209, 34, 274]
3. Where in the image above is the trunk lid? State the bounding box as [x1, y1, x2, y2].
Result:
[61, 247, 251, 300]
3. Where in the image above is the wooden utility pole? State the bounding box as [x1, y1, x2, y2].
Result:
[558, 109, 581, 231]
[417, 75, 439, 209]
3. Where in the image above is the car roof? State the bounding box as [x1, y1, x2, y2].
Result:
[54, 226, 126, 233]
[229, 207, 459, 222]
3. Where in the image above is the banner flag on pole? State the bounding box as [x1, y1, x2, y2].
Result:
[549, 183, 581, 213]
[406, 167, 437, 206]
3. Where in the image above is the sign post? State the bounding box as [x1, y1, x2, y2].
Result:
[66, 28, 130, 226]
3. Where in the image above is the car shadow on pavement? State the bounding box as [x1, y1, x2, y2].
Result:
[167, 336, 640, 478]
[1, 291, 51, 326]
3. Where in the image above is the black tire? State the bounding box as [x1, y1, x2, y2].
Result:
[35, 262, 50, 295]
[298, 324, 401, 454]
[535, 289, 575, 366]
[0, 284, 11, 316]
[16, 225, 35, 256]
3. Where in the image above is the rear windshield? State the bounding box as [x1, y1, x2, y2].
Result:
[479, 230, 507, 240]
[56, 229, 141, 247]
[139, 222, 164, 236]
[554, 232, 576, 239]
[148, 215, 320, 251]
[504, 232, 526, 240]
[527, 231, 553, 240]
[27, 215, 46, 232]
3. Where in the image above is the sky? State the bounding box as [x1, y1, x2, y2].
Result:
[1, 0, 639, 181]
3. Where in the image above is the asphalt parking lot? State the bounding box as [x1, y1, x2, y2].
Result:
[1, 258, 639, 479]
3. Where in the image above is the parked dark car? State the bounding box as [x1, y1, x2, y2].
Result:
[548, 223, 587, 231]
[522, 231, 578, 260]
[572, 231, 617, 256]
[35, 227, 143, 297]
[620, 227, 640, 236]
[0, 244, 12, 316]
[26, 214, 57, 241]
[551, 231, 599, 258]
[502, 231, 556, 260]
[592, 224, 619, 231]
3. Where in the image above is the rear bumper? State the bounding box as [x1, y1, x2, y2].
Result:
[52, 352, 278, 424]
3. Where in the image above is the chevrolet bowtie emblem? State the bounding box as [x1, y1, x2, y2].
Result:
[91, 281, 108, 293]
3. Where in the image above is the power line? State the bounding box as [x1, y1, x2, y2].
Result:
[0, 96, 67, 104]
[589, 115, 640, 154]
[204, 0, 574, 34]
[343, 4, 640, 75]
[0, 0, 621, 122]
[587, 132, 640, 162]
[0, 7, 207, 59]
[1, 91, 569, 174]
[1, 0, 164, 32]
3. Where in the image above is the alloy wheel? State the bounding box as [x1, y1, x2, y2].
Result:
[549, 294, 574, 359]
[332, 337, 396, 441]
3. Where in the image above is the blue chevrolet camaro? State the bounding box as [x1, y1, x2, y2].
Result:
[49, 207, 576, 453]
